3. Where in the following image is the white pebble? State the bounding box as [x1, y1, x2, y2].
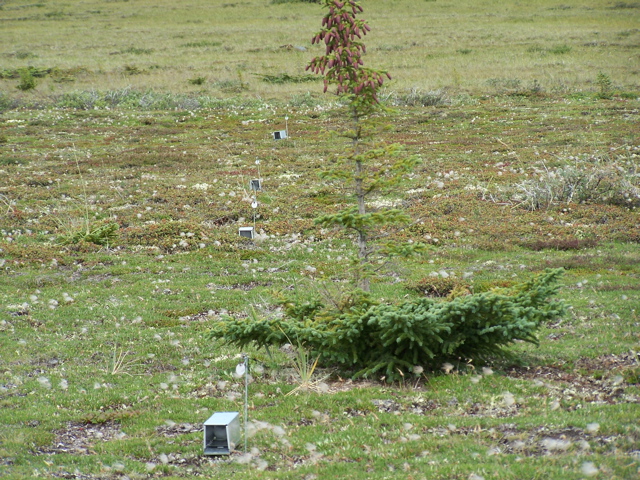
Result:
[234, 453, 253, 464]
[37, 377, 51, 389]
[581, 462, 598, 476]
[586, 422, 600, 433]
[226, 392, 240, 401]
[502, 392, 515, 407]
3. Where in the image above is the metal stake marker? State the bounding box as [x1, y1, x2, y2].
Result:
[252, 159, 260, 235]
[242, 353, 249, 453]
[251, 199, 258, 234]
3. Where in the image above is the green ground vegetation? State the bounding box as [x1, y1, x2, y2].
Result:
[1, 91, 638, 480]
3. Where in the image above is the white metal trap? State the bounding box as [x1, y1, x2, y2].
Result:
[203, 412, 241, 455]
[239, 226, 255, 239]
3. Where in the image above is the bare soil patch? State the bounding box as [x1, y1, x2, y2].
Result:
[506, 354, 640, 406]
[156, 422, 202, 437]
[37, 421, 126, 455]
[495, 424, 636, 458]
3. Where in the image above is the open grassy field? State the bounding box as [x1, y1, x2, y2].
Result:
[1, 0, 639, 99]
[1, 0, 640, 479]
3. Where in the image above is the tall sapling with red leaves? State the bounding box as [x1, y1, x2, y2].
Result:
[307, 0, 423, 292]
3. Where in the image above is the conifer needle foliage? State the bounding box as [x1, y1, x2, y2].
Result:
[208, 269, 566, 382]
[57, 222, 118, 246]
[307, 0, 424, 290]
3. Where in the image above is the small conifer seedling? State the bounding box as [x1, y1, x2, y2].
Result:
[307, 0, 423, 291]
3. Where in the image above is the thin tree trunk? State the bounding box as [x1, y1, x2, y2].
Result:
[353, 115, 370, 291]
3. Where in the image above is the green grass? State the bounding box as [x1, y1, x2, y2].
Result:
[0, 0, 639, 99]
[1, 96, 638, 480]
[1, 0, 639, 479]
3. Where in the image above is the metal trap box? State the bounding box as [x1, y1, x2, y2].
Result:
[250, 178, 262, 191]
[273, 130, 287, 140]
[239, 226, 255, 239]
[203, 412, 241, 455]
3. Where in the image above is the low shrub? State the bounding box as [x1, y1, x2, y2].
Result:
[17, 69, 37, 91]
[58, 222, 119, 246]
[596, 72, 614, 99]
[1, 66, 51, 80]
[188, 76, 207, 85]
[181, 40, 222, 48]
[122, 220, 205, 252]
[271, 0, 321, 4]
[405, 275, 471, 297]
[385, 87, 450, 107]
[0, 92, 15, 112]
[548, 44, 572, 55]
[522, 237, 598, 251]
[256, 73, 317, 84]
[56, 91, 104, 109]
[507, 153, 640, 210]
[81, 410, 140, 424]
[209, 269, 566, 382]
[289, 91, 323, 108]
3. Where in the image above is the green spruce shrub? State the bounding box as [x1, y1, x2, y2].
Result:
[17, 68, 37, 91]
[58, 222, 118, 246]
[208, 269, 566, 381]
[596, 72, 614, 99]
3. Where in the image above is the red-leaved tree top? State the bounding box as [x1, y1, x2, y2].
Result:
[307, 0, 390, 112]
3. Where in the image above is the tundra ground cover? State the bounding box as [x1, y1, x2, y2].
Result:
[1, 0, 640, 479]
[1, 90, 639, 480]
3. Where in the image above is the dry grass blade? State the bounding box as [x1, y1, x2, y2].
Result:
[285, 350, 322, 396]
[107, 346, 141, 376]
[0, 194, 18, 217]
[279, 328, 327, 396]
